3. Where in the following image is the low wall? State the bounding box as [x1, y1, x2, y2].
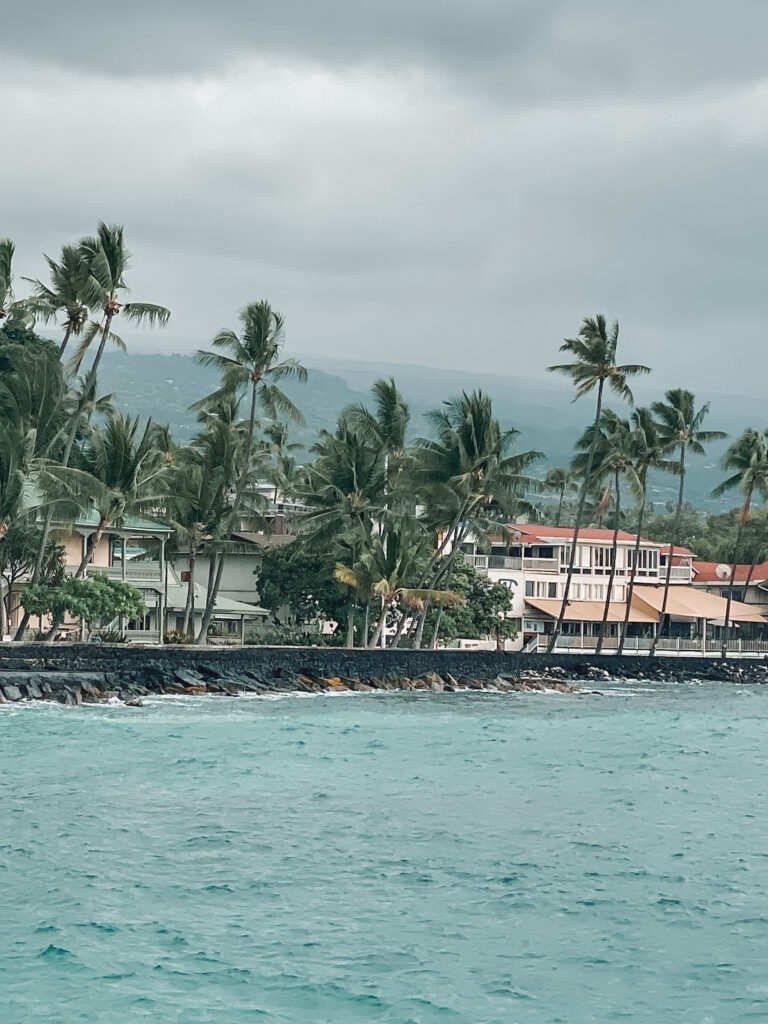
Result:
[0, 643, 766, 687]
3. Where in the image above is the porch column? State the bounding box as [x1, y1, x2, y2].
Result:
[159, 538, 167, 645]
[241, 615, 246, 645]
[119, 535, 127, 635]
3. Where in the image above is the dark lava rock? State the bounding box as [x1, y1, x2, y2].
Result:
[125, 698, 144, 707]
[2, 685, 23, 701]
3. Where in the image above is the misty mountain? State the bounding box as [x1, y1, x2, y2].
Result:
[97, 350, 750, 512]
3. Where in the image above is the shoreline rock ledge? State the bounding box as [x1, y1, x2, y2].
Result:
[0, 645, 766, 705]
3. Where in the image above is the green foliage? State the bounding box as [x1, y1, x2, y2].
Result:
[22, 573, 146, 625]
[425, 558, 517, 643]
[164, 630, 195, 645]
[97, 628, 127, 644]
[256, 539, 349, 630]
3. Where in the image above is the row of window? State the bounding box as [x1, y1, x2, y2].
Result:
[524, 581, 626, 601]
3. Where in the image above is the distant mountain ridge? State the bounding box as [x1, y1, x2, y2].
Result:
[96, 350, 752, 511]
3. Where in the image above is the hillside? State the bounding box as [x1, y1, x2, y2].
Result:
[96, 351, 751, 511]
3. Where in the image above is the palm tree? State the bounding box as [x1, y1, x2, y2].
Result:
[650, 390, 726, 655]
[712, 429, 768, 659]
[545, 315, 650, 653]
[0, 239, 42, 329]
[544, 467, 575, 526]
[573, 411, 638, 653]
[344, 378, 411, 493]
[334, 516, 463, 648]
[42, 412, 172, 640]
[16, 224, 169, 639]
[23, 245, 94, 358]
[409, 391, 541, 648]
[70, 223, 170, 388]
[193, 301, 306, 643]
[298, 420, 387, 646]
[617, 407, 670, 654]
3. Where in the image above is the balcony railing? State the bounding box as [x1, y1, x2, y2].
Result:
[68, 563, 163, 583]
[466, 554, 557, 572]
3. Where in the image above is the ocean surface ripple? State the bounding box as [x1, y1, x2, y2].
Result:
[3, 681, 768, 1022]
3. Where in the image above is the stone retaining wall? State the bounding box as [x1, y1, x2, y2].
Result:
[0, 644, 766, 706]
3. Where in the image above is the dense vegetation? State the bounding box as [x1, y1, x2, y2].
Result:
[1, 224, 767, 655]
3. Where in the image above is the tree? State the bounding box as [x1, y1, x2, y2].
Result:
[545, 314, 650, 652]
[70, 223, 170, 386]
[617, 407, 670, 654]
[543, 467, 575, 526]
[424, 557, 517, 646]
[650, 389, 726, 655]
[411, 390, 541, 648]
[41, 412, 172, 640]
[573, 410, 638, 653]
[0, 520, 64, 637]
[193, 301, 306, 643]
[334, 515, 463, 648]
[22, 574, 146, 637]
[712, 429, 768, 659]
[24, 244, 95, 358]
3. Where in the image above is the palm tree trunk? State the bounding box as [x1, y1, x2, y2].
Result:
[197, 380, 259, 645]
[596, 470, 621, 655]
[650, 444, 685, 657]
[15, 311, 114, 642]
[555, 486, 565, 527]
[59, 324, 73, 358]
[345, 592, 356, 647]
[363, 600, 370, 647]
[389, 607, 410, 648]
[617, 474, 647, 655]
[547, 380, 605, 653]
[181, 552, 196, 634]
[721, 491, 752, 660]
[368, 598, 388, 649]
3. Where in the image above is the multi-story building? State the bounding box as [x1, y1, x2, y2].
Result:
[459, 524, 765, 652]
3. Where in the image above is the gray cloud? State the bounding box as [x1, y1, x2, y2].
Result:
[4, 1, 768, 394]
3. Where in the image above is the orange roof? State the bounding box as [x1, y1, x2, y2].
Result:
[693, 561, 768, 584]
[659, 544, 696, 556]
[633, 585, 767, 623]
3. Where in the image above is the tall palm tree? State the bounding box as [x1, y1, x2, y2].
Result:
[545, 315, 650, 653]
[712, 429, 768, 659]
[23, 245, 94, 358]
[617, 407, 670, 654]
[335, 516, 463, 648]
[650, 390, 726, 655]
[193, 301, 306, 643]
[544, 467, 575, 526]
[16, 224, 169, 640]
[573, 411, 638, 653]
[0, 239, 41, 329]
[344, 378, 411, 492]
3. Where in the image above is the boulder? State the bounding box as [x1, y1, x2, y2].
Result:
[2, 685, 23, 702]
[174, 669, 203, 688]
[23, 680, 43, 700]
[125, 698, 144, 708]
[430, 679, 444, 693]
[351, 681, 373, 692]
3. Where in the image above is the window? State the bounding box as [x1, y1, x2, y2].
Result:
[547, 582, 558, 598]
[525, 581, 535, 597]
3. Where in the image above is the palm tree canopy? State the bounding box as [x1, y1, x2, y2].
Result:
[195, 300, 307, 423]
[712, 428, 768, 509]
[652, 389, 727, 456]
[547, 314, 650, 405]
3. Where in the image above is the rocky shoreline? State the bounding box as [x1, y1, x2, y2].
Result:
[1, 647, 767, 706]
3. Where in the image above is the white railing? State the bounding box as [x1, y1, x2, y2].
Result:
[668, 566, 692, 581]
[466, 554, 556, 572]
[68, 563, 163, 583]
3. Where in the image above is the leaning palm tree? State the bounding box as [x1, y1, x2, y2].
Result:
[335, 516, 463, 649]
[23, 244, 94, 358]
[712, 429, 768, 659]
[545, 315, 650, 652]
[0, 238, 45, 330]
[70, 223, 170, 387]
[650, 390, 726, 655]
[344, 378, 411, 497]
[617, 407, 671, 654]
[543, 467, 575, 526]
[193, 301, 306, 643]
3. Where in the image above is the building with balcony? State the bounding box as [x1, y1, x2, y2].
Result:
[458, 524, 766, 652]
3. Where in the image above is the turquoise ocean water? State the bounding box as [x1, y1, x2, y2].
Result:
[3, 682, 768, 1023]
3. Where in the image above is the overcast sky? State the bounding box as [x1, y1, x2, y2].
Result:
[4, 1, 767, 392]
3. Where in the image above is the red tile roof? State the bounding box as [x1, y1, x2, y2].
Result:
[659, 544, 696, 557]
[693, 561, 768, 584]
[509, 524, 640, 543]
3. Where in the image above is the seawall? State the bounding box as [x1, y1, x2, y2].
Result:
[0, 644, 766, 705]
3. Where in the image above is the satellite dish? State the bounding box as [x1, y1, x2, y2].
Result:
[716, 564, 731, 580]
